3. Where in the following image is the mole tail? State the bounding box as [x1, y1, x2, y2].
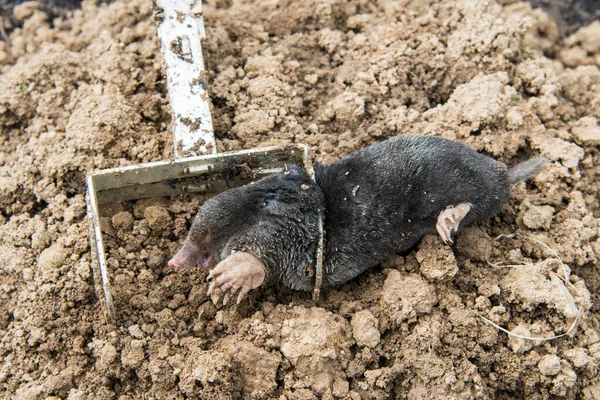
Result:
[508, 157, 548, 184]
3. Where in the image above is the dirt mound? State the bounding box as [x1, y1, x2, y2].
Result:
[1, 0, 599, 398]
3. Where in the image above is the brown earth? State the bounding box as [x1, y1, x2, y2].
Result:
[1, 0, 600, 399]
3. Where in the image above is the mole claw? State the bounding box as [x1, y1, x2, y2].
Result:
[223, 291, 231, 306]
[236, 292, 245, 305]
[237, 287, 250, 305]
[207, 281, 216, 296]
[211, 291, 221, 306]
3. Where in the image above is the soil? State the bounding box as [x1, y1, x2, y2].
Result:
[1, 0, 600, 399]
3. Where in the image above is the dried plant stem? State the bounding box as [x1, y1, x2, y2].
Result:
[481, 232, 584, 342]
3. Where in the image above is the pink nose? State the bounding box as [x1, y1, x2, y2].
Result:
[168, 258, 181, 270]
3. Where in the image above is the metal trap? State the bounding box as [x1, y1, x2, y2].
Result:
[86, 0, 319, 323]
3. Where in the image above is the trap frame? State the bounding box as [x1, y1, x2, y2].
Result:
[86, 0, 323, 322]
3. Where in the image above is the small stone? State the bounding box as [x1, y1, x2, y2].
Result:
[351, 310, 380, 348]
[522, 205, 554, 229]
[539, 354, 561, 376]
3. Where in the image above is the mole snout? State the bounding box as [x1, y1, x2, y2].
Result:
[168, 241, 212, 270]
[168, 228, 213, 270]
[169, 135, 547, 302]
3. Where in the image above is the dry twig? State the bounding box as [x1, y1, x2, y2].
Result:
[481, 233, 584, 342]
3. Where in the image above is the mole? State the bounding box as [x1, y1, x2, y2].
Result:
[168, 135, 547, 305]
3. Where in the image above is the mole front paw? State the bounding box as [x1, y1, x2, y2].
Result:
[207, 251, 266, 305]
[436, 202, 471, 244]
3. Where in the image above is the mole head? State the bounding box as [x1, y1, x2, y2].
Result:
[168, 164, 322, 276]
[167, 184, 252, 270]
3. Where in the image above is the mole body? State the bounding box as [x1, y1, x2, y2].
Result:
[169, 135, 547, 302]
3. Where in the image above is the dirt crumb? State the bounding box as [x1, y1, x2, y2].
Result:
[520, 203, 555, 229]
[539, 354, 562, 376]
[112, 211, 134, 231]
[178, 347, 242, 398]
[219, 338, 281, 398]
[381, 270, 438, 325]
[144, 206, 172, 231]
[456, 228, 492, 262]
[571, 116, 600, 146]
[415, 235, 459, 281]
[501, 263, 584, 319]
[350, 310, 380, 349]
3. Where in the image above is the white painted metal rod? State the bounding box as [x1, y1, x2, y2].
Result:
[156, 0, 216, 158]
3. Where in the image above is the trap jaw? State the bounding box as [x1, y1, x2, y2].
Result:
[86, 146, 311, 323]
[86, 1, 323, 323]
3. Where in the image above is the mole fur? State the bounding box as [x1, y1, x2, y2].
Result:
[175, 135, 547, 291]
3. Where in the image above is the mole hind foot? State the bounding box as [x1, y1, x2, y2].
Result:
[436, 203, 472, 244]
[207, 251, 266, 305]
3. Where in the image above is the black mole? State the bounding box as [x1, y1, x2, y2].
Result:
[168, 135, 547, 304]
